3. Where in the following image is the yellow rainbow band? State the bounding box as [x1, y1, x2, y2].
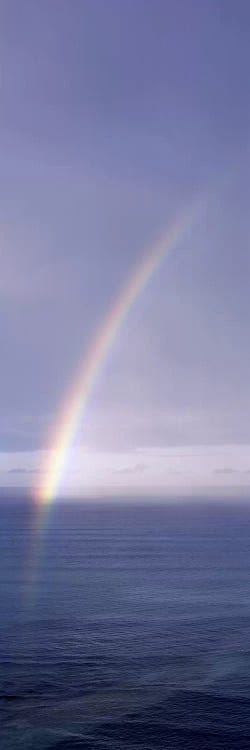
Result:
[35, 202, 199, 504]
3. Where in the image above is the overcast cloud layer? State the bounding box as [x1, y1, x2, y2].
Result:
[1, 1, 250, 496]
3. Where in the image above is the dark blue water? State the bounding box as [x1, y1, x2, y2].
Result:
[1, 501, 250, 748]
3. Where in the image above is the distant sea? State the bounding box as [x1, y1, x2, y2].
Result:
[1, 500, 250, 749]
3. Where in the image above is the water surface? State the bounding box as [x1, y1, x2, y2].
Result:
[1, 501, 250, 748]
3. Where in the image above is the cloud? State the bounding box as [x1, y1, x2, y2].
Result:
[213, 468, 250, 476]
[6, 468, 40, 475]
[112, 462, 147, 475]
[168, 469, 183, 475]
[213, 468, 237, 474]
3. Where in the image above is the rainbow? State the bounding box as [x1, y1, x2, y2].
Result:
[35, 201, 200, 505]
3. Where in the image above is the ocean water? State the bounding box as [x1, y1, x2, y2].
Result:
[1, 501, 250, 749]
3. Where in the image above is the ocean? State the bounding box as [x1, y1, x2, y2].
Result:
[1, 500, 250, 748]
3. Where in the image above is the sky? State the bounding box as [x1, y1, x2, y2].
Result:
[1, 0, 250, 498]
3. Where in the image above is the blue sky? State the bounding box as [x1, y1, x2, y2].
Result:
[1, 1, 250, 497]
